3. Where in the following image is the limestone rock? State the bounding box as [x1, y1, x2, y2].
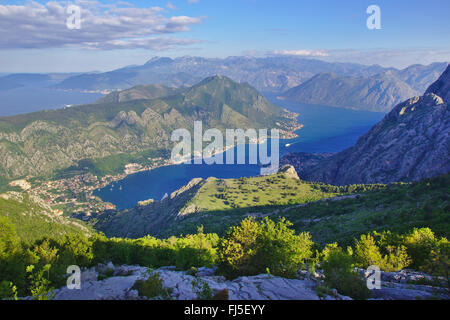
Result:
[283, 64, 450, 185]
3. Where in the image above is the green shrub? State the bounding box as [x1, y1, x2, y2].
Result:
[382, 245, 411, 272]
[26, 264, 53, 300]
[321, 244, 371, 300]
[0, 281, 18, 300]
[192, 279, 214, 300]
[315, 285, 333, 299]
[354, 234, 384, 268]
[132, 273, 171, 299]
[424, 238, 449, 290]
[354, 234, 411, 272]
[98, 267, 115, 281]
[186, 266, 198, 276]
[218, 217, 313, 279]
[404, 228, 440, 270]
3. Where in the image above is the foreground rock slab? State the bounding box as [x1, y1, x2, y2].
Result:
[48, 264, 449, 300]
[51, 265, 349, 300]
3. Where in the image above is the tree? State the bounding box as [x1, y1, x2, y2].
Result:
[218, 217, 313, 278]
[321, 243, 371, 300]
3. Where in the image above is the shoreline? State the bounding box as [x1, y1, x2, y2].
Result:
[93, 117, 305, 209]
[11, 112, 305, 215]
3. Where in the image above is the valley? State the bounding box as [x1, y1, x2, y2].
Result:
[1, 0, 449, 304]
[0, 61, 448, 302]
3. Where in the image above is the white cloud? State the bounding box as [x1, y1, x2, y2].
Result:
[166, 2, 177, 10]
[0, 1, 204, 50]
[270, 50, 329, 57]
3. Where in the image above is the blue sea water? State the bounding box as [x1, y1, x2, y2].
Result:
[94, 98, 385, 209]
[0, 86, 102, 116]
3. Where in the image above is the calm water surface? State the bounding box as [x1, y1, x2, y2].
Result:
[94, 97, 385, 209]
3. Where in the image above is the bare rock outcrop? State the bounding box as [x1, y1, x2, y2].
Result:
[284, 64, 450, 185]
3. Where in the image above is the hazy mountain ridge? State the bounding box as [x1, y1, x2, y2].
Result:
[283, 64, 450, 185]
[279, 72, 420, 112]
[53, 56, 426, 93]
[393, 62, 449, 92]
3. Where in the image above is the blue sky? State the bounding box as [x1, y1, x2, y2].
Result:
[0, 0, 449, 72]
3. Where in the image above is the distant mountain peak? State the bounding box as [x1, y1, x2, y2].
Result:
[203, 74, 229, 80]
[193, 74, 237, 87]
[425, 63, 450, 104]
[144, 57, 174, 66]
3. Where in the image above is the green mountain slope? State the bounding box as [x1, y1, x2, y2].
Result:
[273, 174, 450, 245]
[96, 84, 183, 104]
[93, 170, 449, 246]
[92, 165, 351, 238]
[0, 192, 91, 243]
[0, 76, 297, 184]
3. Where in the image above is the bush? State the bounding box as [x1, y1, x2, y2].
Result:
[354, 234, 411, 272]
[218, 217, 313, 279]
[321, 244, 371, 300]
[404, 228, 440, 270]
[0, 281, 18, 300]
[354, 234, 384, 268]
[132, 273, 171, 299]
[424, 238, 450, 290]
[173, 227, 218, 269]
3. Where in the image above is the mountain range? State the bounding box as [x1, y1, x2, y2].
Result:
[282, 64, 450, 185]
[279, 63, 447, 112]
[279, 72, 419, 112]
[0, 57, 446, 116]
[0, 76, 297, 183]
[53, 56, 390, 93]
[51, 56, 445, 98]
[91, 65, 450, 240]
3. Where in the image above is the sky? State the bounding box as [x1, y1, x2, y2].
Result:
[0, 0, 449, 72]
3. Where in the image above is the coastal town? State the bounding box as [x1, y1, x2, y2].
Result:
[4, 110, 304, 221]
[8, 156, 171, 219]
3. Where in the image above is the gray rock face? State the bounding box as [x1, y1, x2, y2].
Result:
[357, 269, 449, 300]
[285, 64, 450, 185]
[49, 265, 347, 301]
[45, 264, 448, 300]
[426, 64, 450, 104]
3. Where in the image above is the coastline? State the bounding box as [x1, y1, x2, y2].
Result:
[13, 112, 304, 216]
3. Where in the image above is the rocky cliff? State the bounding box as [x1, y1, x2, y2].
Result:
[425, 63, 450, 104]
[285, 64, 450, 185]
